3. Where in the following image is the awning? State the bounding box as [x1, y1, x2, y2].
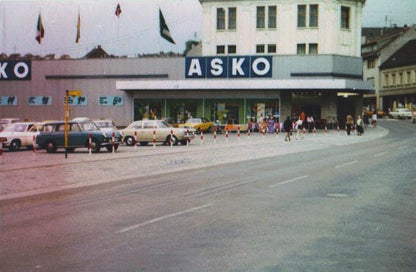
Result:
[116, 79, 374, 94]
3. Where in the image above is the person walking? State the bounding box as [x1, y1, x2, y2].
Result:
[295, 117, 303, 140]
[283, 116, 293, 141]
[372, 110, 377, 127]
[346, 114, 353, 135]
[356, 116, 364, 135]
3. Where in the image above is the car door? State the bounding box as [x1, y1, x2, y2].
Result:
[141, 121, 159, 141]
[68, 123, 85, 146]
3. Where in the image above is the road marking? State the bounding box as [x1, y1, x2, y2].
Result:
[374, 151, 387, 157]
[335, 160, 358, 169]
[115, 203, 213, 234]
[268, 175, 308, 188]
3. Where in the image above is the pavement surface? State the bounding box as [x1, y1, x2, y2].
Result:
[0, 124, 389, 201]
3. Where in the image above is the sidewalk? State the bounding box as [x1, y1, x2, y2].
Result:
[0, 126, 388, 201]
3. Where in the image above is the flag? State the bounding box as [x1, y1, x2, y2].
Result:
[75, 11, 81, 43]
[35, 13, 45, 44]
[115, 3, 122, 18]
[159, 9, 175, 44]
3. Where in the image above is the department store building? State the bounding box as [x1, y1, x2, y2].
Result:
[0, 0, 373, 127]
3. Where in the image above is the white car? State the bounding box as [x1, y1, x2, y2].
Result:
[389, 108, 413, 119]
[121, 120, 195, 146]
[0, 122, 43, 151]
[0, 118, 22, 132]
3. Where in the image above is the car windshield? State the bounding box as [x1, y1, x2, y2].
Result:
[3, 123, 27, 132]
[157, 120, 171, 128]
[95, 121, 114, 128]
[79, 121, 100, 131]
[187, 118, 201, 123]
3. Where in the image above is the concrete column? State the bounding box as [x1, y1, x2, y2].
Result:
[280, 91, 292, 120]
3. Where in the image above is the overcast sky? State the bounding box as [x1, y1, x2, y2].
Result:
[1, 0, 415, 58]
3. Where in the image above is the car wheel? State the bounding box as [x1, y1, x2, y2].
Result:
[9, 139, 21, 151]
[46, 141, 57, 153]
[166, 135, 178, 145]
[125, 136, 135, 146]
[91, 138, 101, 153]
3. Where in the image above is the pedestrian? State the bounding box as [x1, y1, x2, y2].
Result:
[295, 117, 303, 140]
[356, 116, 364, 136]
[283, 116, 292, 141]
[346, 114, 353, 135]
[307, 115, 314, 132]
[372, 110, 377, 127]
[363, 110, 369, 129]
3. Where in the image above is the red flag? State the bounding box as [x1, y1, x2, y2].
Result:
[75, 11, 81, 43]
[115, 3, 121, 18]
[35, 13, 45, 44]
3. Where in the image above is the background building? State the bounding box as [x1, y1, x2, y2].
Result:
[362, 26, 416, 111]
[1, 0, 373, 128]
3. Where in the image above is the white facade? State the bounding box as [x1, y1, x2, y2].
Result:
[362, 26, 416, 108]
[200, 0, 365, 57]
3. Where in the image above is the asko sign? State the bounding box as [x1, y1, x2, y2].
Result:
[185, 56, 272, 79]
[0, 60, 31, 80]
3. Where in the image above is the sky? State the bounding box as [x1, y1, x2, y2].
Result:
[0, 0, 415, 58]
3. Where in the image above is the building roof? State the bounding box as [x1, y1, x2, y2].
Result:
[84, 45, 113, 59]
[361, 27, 410, 60]
[379, 39, 416, 69]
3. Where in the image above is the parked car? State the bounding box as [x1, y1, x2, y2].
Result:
[388, 108, 413, 119]
[120, 119, 195, 146]
[0, 118, 22, 132]
[178, 117, 214, 133]
[36, 120, 121, 153]
[0, 122, 42, 151]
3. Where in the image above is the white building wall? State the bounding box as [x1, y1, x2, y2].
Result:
[201, 0, 365, 57]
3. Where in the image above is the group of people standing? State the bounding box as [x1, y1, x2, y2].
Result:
[283, 112, 315, 141]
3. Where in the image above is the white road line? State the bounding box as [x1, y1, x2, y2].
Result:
[335, 160, 358, 169]
[115, 203, 213, 234]
[268, 175, 308, 188]
[374, 151, 387, 157]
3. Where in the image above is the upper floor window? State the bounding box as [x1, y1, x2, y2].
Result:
[297, 5, 306, 27]
[228, 45, 237, 54]
[309, 43, 318, 54]
[384, 74, 389, 87]
[217, 45, 225, 54]
[268, 44, 277, 53]
[268, 6, 277, 28]
[257, 6, 265, 28]
[217, 8, 225, 30]
[367, 59, 376, 69]
[298, 4, 318, 28]
[309, 5, 318, 27]
[341, 6, 350, 29]
[297, 44, 306, 55]
[256, 44, 265, 53]
[228, 7, 236, 30]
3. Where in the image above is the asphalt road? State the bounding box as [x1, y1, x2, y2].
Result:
[1, 120, 415, 272]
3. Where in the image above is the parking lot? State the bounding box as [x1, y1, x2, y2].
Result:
[0, 125, 389, 200]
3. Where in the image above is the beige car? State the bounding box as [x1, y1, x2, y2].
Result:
[121, 120, 195, 146]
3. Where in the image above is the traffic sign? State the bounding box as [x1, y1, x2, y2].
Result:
[67, 90, 82, 97]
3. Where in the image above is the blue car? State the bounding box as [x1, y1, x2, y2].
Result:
[36, 120, 121, 153]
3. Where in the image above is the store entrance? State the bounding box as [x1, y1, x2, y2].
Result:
[337, 97, 355, 127]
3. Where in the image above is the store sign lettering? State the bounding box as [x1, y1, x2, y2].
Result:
[185, 56, 272, 78]
[0, 61, 31, 80]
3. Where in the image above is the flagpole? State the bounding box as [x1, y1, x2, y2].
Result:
[2, 4, 5, 54]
